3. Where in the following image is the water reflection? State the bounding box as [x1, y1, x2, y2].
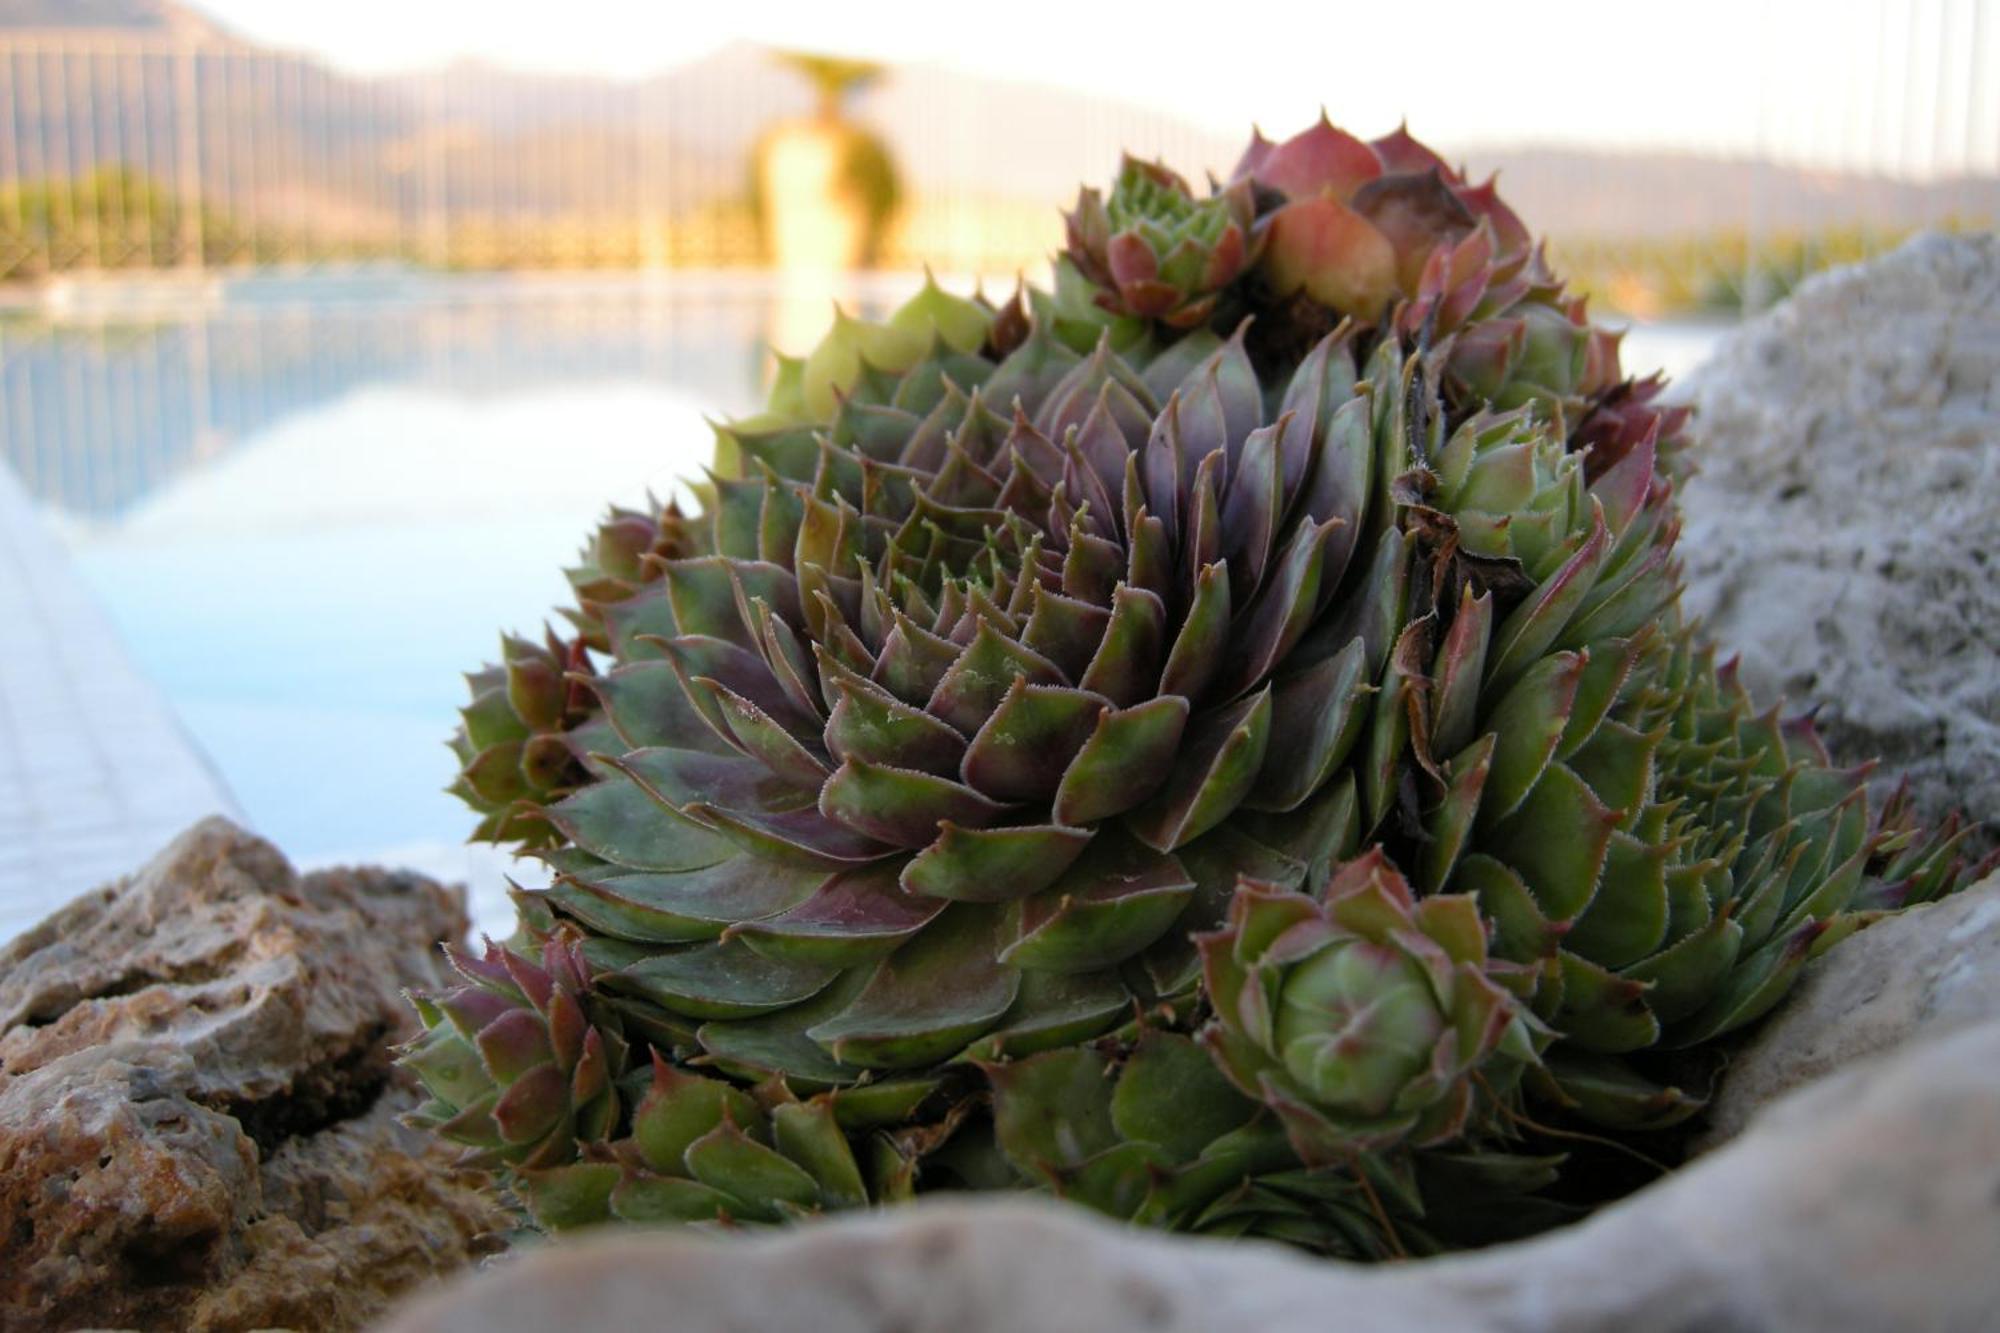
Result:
[0, 273, 919, 932]
[0, 273, 925, 519]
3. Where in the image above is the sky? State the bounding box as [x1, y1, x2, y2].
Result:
[184, 0, 1998, 178]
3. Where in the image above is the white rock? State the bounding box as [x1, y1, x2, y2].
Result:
[1678, 232, 2000, 845]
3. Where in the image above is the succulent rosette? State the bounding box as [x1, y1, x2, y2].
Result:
[519, 302, 1403, 1093]
[1065, 156, 1259, 330]
[406, 119, 1992, 1253]
[1228, 118, 1519, 319]
[1454, 633, 2000, 1128]
[561, 498, 705, 651]
[450, 501, 704, 846]
[1198, 851, 1544, 1163]
[447, 631, 601, 846]
[982, 1028, 1456, 1260]
[978, 999, 1566, 1258]
[403, 930, 627, 1168]
[1859, 782, 1996, 912]
[1225, 116, 1684, 461]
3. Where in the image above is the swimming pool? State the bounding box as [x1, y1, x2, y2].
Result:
[0, 271, 1729, 937]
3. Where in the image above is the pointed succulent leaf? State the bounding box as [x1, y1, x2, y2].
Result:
[806, 906, 1021, 1067]
[603, 938, 838, 1021]
[900, 823, 1096, 903]
[547, 858, 823, 945]
[819, 757, 1010, 847]
[1000, 832, 1197, 973]
[1128, 689, 1273, 852]
[1052, 696, 1191, 826]
[962, 680, 1112, 801]
[960, 969, 1131, 1061]
[724, 863, 948, 967]
[541, 772, 739, 874]
[1477, 651, 1586, 827]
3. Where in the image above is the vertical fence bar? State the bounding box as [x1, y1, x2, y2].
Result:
[1971, 0, 1995, 195]
[0, 49, 22, 279]
[22, 45, 46, 273]
[1742, 0, 1768, 312]
[46, 42, 73, 269]
[173, 37, 202, 270]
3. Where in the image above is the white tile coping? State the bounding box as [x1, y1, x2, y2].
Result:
[0, 465, 240, 944]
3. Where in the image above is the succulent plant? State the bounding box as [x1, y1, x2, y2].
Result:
[984, 1025, 1570, 1258]
[526, 308, 1398, 1091]
[514, 1056, 953, 1231]
[1065, 156, 1258, 330]
[1230, 117, 1510, 319]
[1199, 850, 1545, 1162]
[475, 275, 1704, 1104]
[1228, 116, 1682, 456]
[449, 500, 705, 846]
[1440, 628, 1868, 1129]
[412, 115, 1991, 1254]
[561, 499, 705, 652]
[1859, 780, 1998, 912]
[403, 931, 628, 1168]
[447, 631, 598, 846]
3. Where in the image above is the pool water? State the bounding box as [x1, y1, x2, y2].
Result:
[0, 272, 1727, 936]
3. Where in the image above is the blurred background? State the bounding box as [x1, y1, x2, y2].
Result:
[0, 0, 1993, 935]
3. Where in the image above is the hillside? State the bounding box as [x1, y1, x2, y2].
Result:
[0, 0, 228, 37]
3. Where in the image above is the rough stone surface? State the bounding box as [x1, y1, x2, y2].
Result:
[382, 1017, 2000, 1333]
[1678, 231, 2000, 849]
[0, 818, 512, 1332]
[1701, 874, 2000, 1145]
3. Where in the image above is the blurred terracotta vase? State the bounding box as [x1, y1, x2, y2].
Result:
[754, 52, 903, 273]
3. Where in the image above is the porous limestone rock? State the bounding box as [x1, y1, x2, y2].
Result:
[0, 818, 511, 1333]
[1678, 231, 2000, 848]
[1700, 873, 2000, 1145]
[380, 1018, 2000, 1333]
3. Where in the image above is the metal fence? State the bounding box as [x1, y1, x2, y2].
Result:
[0, 1, 1994, 300]
[0, 30, 1238, 281]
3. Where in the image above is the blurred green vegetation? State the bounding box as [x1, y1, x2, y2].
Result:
[0, 166, 248, 275]
[1554, 221, 1991, 318]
